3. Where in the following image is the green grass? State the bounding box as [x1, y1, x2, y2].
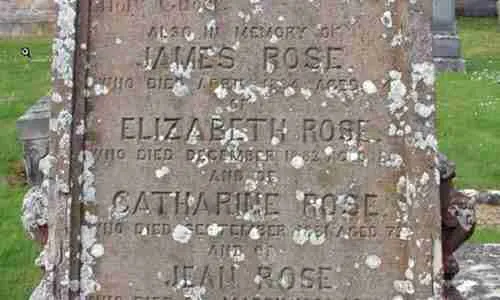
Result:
[0, 37, 52, 299]
[468, 226, 500, 244]
[437, 17, 500, 190]
[0, 18, 499, 298]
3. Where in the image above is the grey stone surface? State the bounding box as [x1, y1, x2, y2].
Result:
[16, 96, 50, 186]
[34, 1, 442, 299]
[433, 35, 462, 58]
[433, 0, 458, 33]
[453, 244, 500, 299]
[457, 0, 498, 16]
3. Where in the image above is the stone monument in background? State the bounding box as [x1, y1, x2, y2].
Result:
[497, 0, 500, 30]
[29, 0, 443, 299]
[0, 0, 55, 36]
[456, 0, 498, 16]
[433, 0, 466, 72]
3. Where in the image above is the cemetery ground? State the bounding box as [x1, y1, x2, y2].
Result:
[0, 17, 498, 298]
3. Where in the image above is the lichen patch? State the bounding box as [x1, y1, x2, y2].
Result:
[172, 224, 192, 243]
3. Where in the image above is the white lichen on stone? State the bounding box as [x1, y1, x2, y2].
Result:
[207, 223, 223, 237]
[249, 227, 261, 240]
[418, 272, 432, 286]
[419, 172, 430, 186]
[380, 152, 404, 168]
[183, 285, 206, 300]
[336, 194, 357, 216]
[214, 85, 228, 99]
[78, 150, 96, 204]
[80, 224, 101, 296]
[52, 92, 63, 103]
[172, 224, 192, 243]
[53, 0, 77, 84]
[300, 88, 312, 100]
[290, 155, 305, 169]
[324, 146, 334, 156]
[387, 71, 408, 116]
[108, 191, 129, 221]
[266, 62, 275, 73]
[292, 229, 308, 245]
[21, 186, 48, 239]
[155, 166, 170, 179]
[411, 62, 435, 90]
[399, 227, 414, 240]
[391, 31, 403, 47]
[75, 119, 85, 135]
[230, 248, 245, 263]
[244, 178, 257, 192]
[362, 80, 378, 94]
[90, 244, 104, 258]
[284, 86, 296, 97]
[309, 232, 326, 245]
[184, 31, 195, 41]
[93, 84, 109, 96]
[414, 132, 438, 151]
[365, 255, 382, 269]
[54, 109, 72, 133]
[415, 102, 435, 118]
[393, 280, 415, 294]
[296, 190, 305, 201]
[173, 81, 190, 97]
[381, 11, 393, 28]
[233, 82, 269, 103]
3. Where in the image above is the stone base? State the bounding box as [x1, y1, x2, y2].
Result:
[449, 244, 500, 299]
[457, 0, 498, 16]
[434, 57, 466, 72]
[433, 34, 462, 58]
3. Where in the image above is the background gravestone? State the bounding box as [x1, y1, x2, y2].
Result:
[16, 96, 50, 186]
[0, 0, 55, 36]
[433, 0, 466, 72]
[34, 0, 442, 299]
[456, 0, 498, 16]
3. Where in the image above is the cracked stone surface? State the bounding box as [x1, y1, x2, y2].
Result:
[452, 244, 500, 299]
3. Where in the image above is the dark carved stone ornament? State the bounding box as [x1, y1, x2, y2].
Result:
[439, 153, 477, 299]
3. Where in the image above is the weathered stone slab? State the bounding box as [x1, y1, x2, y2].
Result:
[433, 35, 462, 58]
[35, 1, 442, 299]
[433, 0, 457, 33]
[452, 244, 500, 299]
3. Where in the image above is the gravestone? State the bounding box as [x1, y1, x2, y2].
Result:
[456, 0, 498, 16]
[0, 0, 55, 36]
[498, 0, 500, 30]
[433, 0, 466, 72]
[33, 0, 443, 299]
[16, 96, 50, 186]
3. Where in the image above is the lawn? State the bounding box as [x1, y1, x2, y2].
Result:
[0, 38, 51, 299]
[0, 17, 498, 299]
[437, 17, 500, 190]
